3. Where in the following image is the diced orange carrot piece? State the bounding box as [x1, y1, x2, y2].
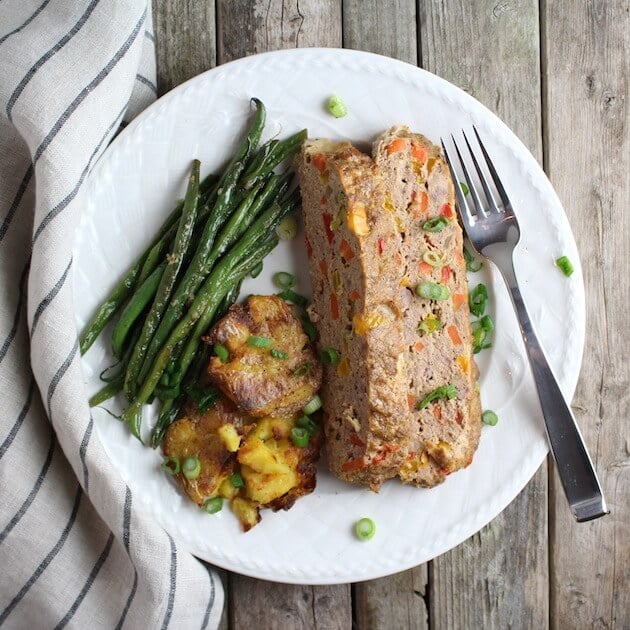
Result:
[372, 452, 386, 465]
[340, 239, 355, 261]
[396, 252, 403, 266]
[313, 153, 327, 172]
[433, 405, 442, 421]
[419, 261, 433, 275]
[440, 203, 454, 218]
[414, 341, 425, 352]
[349, 289, 361, 302]
[454, 250, 465, 266]
[342, 457, 365, 472]
[407, 394, 417, 410]
[330, 293, 339, 320]
[322, 213, 334, 244]
[453, 293, 467, 309]
[419, 191, 429, 213]
[411, 142, 428, 163]
[447, 325, 462, 345]
[349, 433, 365, 447]
[441, 265, 452, 284]
[386, 138, 407, 154]
[319, 260, 328, 275]
[378, 237, 385, 254]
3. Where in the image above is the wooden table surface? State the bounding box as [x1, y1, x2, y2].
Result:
[152, 1, 628, 628]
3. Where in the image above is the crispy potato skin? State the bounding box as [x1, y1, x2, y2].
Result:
[206, 295, 322, 418]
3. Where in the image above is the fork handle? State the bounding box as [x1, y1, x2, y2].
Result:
[502, 264, 608, 522]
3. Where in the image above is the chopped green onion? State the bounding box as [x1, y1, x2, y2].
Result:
[270, 348, 289, 359]
[182, 456, 201, 480]
[422, 216, 449, 233]
[214, 343, 229, 362]
[422, 250, 449, 268]
[321, 347, 340, 364]
[277, 288, 309, 308]
[482, 410, 499, 426]
[276, 215, 298, 240]
[296, 415, 319, 436]
[272, 271, 296, 289]
[330, 208, 346, 230]
[204, 497, 223, 514]
[460, 181, 469, 196]
[184, 383, 220, 414]
[463, 246, 483, 272]
[291, 427, 310, 448]
[479, 315, 494, 332]
[247, 335, 273, 349]
[415, 281, 450, 301]
[250, 261, 263, 278]
[300, 313, 318, 343]
[468, 283, 488, 317]
[302, 395, 322, 415]
[161, 456, 180, 475]
[555, 255, 574, 277]
[355, 517, 376, 541]
[293, 362, 313, 377]
[327, 94, 348, 118]
[417, 315, 442, 336]
[230, 472, 245, 488]
[416, 384, 458, 410]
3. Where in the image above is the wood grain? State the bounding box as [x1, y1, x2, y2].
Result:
[420, 1, 549, 627]
[152, 0, 216, 94]
[543, 1, 630, 627]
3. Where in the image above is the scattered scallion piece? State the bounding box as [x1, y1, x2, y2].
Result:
[321, 347, 340, 364]
[291, 426, 310, 448]
[422, 251, 449, 268]
[417, 315, 442, 336]
[270, 348, 289, 359]
[302, 395, 322, 415]
[182, 456, 201, 480]
[300, 313, 318, 343]
[276, 215, 298, 240]
[204, 497, 223, 514]
[355, 517, 376, 541]
[479, 314, 494, 332]
[468, 283, 488, 317]
[422, 216, 449, 233]
[293, 362, 313, 377]
[297, 415, 319, 436]
[277, 288, 309, 308]
[230, 472, 245, 488]
[272, 271, 296, 289]
[482, 410, 499, 426]
[463, 246, 483, 272]
[460, 181, 469, 196]
[247, 335, 273, 349]
[415, 281, 450, 301]
[250, 261, 263, 278]
[214, 343, 229, 363]
[416, 384, 458, 410]
[327, 94, 348, 118]
[471, 320, 493, 354]
[161, 456, 180, 475]
[555, 255, 574, 277]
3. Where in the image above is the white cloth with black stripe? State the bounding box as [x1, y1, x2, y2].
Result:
[0, 2, 224, 627]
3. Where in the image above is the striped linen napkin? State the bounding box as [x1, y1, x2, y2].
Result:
[0, 2, 223, 628]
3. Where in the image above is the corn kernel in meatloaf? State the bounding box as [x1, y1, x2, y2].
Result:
[297, 139, 410, 490]
[373, 127, 482, 487]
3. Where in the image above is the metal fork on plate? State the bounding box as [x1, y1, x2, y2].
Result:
[441, 128, 608, 522]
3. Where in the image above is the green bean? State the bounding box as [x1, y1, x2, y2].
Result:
[241, 139, 279, 188]
[124, 160, 201, 399]
[150, 396, 184, 448]
[89, 374, 123, 407]
[111, 262, 166, 359]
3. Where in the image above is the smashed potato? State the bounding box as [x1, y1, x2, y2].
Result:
[205, 295, 322, 418]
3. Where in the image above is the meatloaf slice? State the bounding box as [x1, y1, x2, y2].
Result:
[373, 126, 482, 487]
[297, 139, 410, 490]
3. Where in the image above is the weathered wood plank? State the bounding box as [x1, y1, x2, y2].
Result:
[214, 2, 349, 627]
[343, 2, 429, 626]
[152, 0, 216, 94]
[543, 1, 630, 627]
[420, 1, 549, 627]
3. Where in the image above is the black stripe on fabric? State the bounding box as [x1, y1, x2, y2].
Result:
[0, 165, 33, 245]
[30, 257, 72, 337]
[53, 532, 114, 630]
[200, 564, 216, 630]
[31, 7, 146, 166]
[6, 0, 102, 120]
[135, 73, 157, 94]
[31, 98, 127, 245]
[78, 415, 93, 491]
[46, 340, 78, 419]
[0, 484, 82, 625]
[114, 487, 138, 630]
[144, 29, 155, 43]
[0, 0, 53, 47]
[161, 534, 177, 630]
[0, 376, 35, 461]
[0, 260, 29, 365]
[0, 428, 55, 545]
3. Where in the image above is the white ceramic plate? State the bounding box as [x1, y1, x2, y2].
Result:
[74, 49, 585, 584]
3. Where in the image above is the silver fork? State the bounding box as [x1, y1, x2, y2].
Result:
[441, 128, 608, 522]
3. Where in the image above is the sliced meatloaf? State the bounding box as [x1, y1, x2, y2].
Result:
[373, 126, 482, 487]
[297, 139, 410, 490]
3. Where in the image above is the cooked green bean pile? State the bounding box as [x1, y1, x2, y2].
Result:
[80, 99, 306, 445]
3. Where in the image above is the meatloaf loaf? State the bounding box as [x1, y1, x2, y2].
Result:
[297, 130, 482, 490]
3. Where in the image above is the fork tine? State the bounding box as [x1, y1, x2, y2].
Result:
[450, 134, 486, 217]
[441, 139, 474, 227]
[473, 126, 511, 211]
[462, 130, 501, 214]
